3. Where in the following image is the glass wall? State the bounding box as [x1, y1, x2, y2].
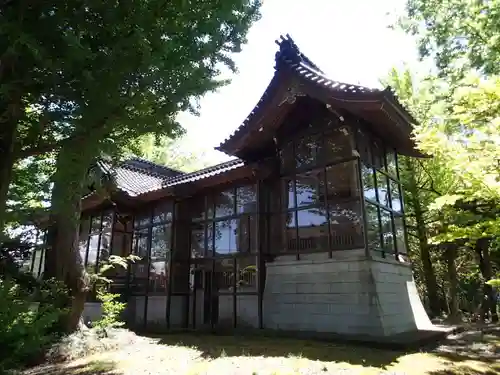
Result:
[189, 184, 259, 328]
[131, 202, 173, 296]
[357, 129, 407, 259]
[79, 211, 114, 277]
[269, 124, 364, 255]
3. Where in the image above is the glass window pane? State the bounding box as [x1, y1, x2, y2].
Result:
[282, 179, 295, 210]
[380, 209, 395, 254]
[320, 127, 351, 164]
[190, 196, 206, 221]
[386, 149, 397, 177]
[372, 142, 384, 170]
[151, 224, 170, 259]
[295, 134, 320, 168]
[99, 232, 111, 264]
[365, 203, 381, 250]
[376, 171, 390, 207]
[356, 129, 372, 166]
[393, 215, 407, 255]
[191, 223, 205, 259]
[135, 229, 149, 258]
[214, 219, 238, 255]
[207, 222, 214, 257]
[153, 201, 173, 224]
[236, 185, 257, 214]
[101, 212, 114, 232]
[329, 201, 364, 249]
[214, 190, 235, 218]
[389, 179, 402, 212]
[134, 214, 151, 229]
[214, 258, 233, 292]
[149, 260, 168, 294]
[361, 164, 377, 201]
[86, 234, 100, 273]
[236, 256, 257, 291]
[280, 141, 294, 172]
[235, 215, 255, 254]
[91, 215, 101, 233]
[79, 218, 90, 262]
[295, 171, 324, 207]
[325, 160, 359, 201]
[284, 213, 297, 251]
[297, 208, 328, 252]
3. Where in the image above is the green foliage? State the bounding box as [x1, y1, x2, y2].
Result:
[0, 277, 68, 373]
[128, 134, 217, 172]
[400, 0, 500, 77]
[486, 279, 500, 288]
[416, 75, 500, 243]
[92, 288, 126, 335]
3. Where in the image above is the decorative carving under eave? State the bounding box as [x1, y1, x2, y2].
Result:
[278, 84, 306, 106]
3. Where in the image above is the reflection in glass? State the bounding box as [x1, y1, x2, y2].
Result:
[149, 260, 168, 293]
[191, 196, 206, 221]
[329, 202, 363, 248]
[151, 225, 170, 259]
[320, 128, 350, 164]
[79, 218, 90, 262]
[325, 161, 357, 200]
[214, 219, 238, 255]
[372, 142, 384, 169]
[284, 213, 297, 251]
[153, 202, 173, 224]
[365, 203, 381, 250]
[380, 209, 395, 253]
[297, 208, 328, 251]
[214, 190, 235, 218]
[86, 234, 100, 274]
[191, 223, 205, 258]
[389, 179, 402, 212]
[236, 185, 257, 214]
[282, 179, 295, 210]
[386, 149, 397, 177]
[393, 215, 407, 254]
[295, 172, 323, 207]
[362, 164, 377, 201]
[280, 141, 294, 172]
[295, 135, 319, 168]
[376, 172, 390, 206]
[214, 258, 234, 292]
[236, 215, 255, 253]
[236, 257, 257, 290]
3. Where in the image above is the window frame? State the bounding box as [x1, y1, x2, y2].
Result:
[357, 129, 408, 259]
[275, 124, 365, 258]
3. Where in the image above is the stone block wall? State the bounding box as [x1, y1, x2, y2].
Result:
[262, 250, 432, 337]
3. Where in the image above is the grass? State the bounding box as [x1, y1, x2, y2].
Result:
[19, 329, 500, 375]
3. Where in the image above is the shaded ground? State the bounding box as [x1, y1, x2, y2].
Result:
[19, 325, 500, 375]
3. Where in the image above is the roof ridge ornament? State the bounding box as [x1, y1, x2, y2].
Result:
[275, 34, 301, 66]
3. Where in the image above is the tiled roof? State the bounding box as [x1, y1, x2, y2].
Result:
[217, 34, 415, 153]
[163, 158, 244, 188]
[84, 158, 245, 198]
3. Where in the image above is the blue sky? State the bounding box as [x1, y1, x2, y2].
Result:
[176, 0, 419, 164]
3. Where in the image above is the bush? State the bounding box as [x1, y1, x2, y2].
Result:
[0, 277, 67, 374]
[92, 287, 126, 336]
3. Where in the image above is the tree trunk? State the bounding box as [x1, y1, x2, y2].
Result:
[445, 243, 460, 323]
[404, 160, 441, 317]
[475, 238, 498, 323]
[44, 141, 95, 333]
[0, 108, 20, 236]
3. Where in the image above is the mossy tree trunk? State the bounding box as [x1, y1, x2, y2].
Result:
[44, 139, 95, 333]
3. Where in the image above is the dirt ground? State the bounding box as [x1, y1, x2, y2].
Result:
[19, 325, 500, 375]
